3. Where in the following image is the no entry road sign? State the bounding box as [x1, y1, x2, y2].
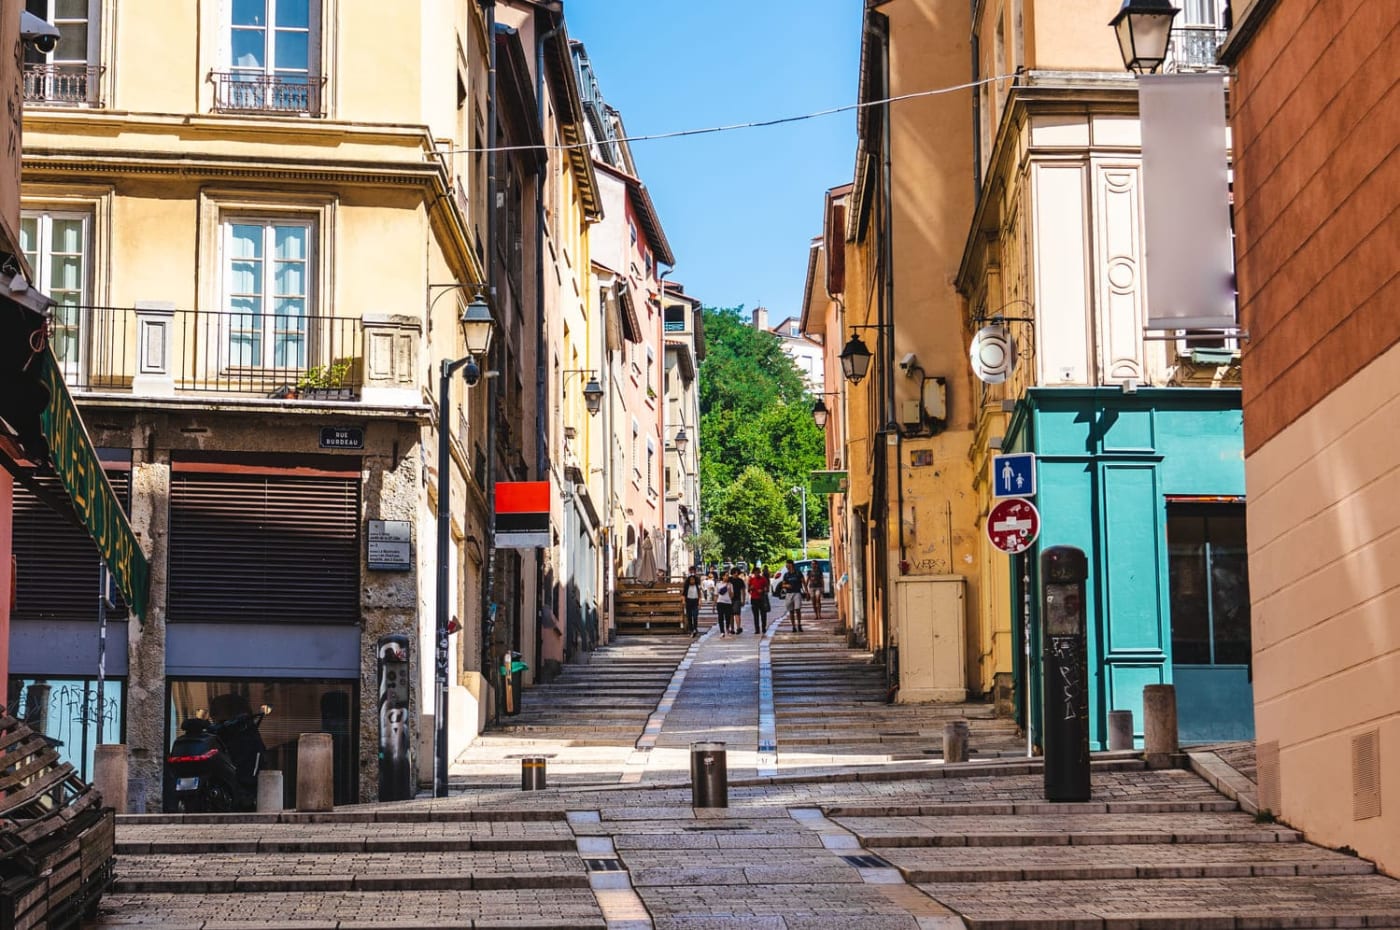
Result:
[987, 497, 1041, 555]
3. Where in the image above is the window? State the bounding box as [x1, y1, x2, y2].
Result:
[13, 677, 124, 782]
[646, 440, 655, 493]
[23, 0, 101, 105]
[223, 219, 312, 370]
[215, 0, 321, 114]
[631, 419, 640, 480]
[20, 210, 90, 376]
[1168, 504, 1250, 665]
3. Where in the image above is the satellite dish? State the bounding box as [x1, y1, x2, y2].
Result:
[970, 325, 1016, 384]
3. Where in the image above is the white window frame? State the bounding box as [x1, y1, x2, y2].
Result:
[219, 216, 317, 372]
[217, 0, 325, 114]
[23, 0, 103, 105]
[20, 209, 91, 380]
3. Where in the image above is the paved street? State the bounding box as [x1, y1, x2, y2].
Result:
[91, 600, 1400, 929]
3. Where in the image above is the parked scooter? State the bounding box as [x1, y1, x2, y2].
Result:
[167, 699, 271, 812]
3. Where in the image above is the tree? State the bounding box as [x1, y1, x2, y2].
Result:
[705, 467, 798, 566]
[697, 306, 829, 540]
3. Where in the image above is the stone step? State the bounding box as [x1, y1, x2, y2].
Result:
[881, 841, 1375, 883]
[918, 874, 1400, 929]
[117, 833, 577, 854]
[113, 850, 589, 893]
[824, 799, 1243, 817]
[91, 888, 605, 929]
[833, 811, 1303, 848]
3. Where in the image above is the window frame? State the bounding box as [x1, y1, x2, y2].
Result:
[20, 208, 92, 378]
[1166, 501, 1250, 667]
[213, 0, 329, 116]
[219, 215, 317, 373]
[22, 0, 104, 106]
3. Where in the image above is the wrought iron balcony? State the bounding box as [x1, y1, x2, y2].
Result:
[1165, 25, 1229, 73]
[50, 304, 364, 399]
[23, 63, 103, 106]
[209, 70, 325, 116]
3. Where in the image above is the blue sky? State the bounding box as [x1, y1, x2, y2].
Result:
[567, 0, 863, 317]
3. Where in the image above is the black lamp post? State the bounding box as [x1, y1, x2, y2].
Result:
[839, 334, 874, 385]
[564, 370, 605, 417]
[434, 289, 494, 799]
[673, 427, 689, 457]
[811, 398, 829, 429]
[1109, 0, 1180, 74]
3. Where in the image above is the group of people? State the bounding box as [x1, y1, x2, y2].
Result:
[681, 560, 825, 638]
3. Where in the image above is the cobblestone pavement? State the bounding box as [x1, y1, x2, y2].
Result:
[90, 606, 1400, 928]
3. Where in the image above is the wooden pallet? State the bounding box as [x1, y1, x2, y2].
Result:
[0, 709, 116, 930]
[615, 582, 689, 634]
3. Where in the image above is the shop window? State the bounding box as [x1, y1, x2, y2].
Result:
[167, 677, 357, 809]
[9, 677, 124, 783]
[1167, 503, 1250, 665]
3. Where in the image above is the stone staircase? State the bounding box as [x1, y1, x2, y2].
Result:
[770, 621, 1023, 765]
[456, 635, 694, 787]
[95, 808, 604, 928]
[825, 792, 1400, 928]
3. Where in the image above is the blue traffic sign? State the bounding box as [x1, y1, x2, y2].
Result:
[992, 452, 1036, 498]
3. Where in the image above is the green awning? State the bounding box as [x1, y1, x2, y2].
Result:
[37, 346, 150, 621]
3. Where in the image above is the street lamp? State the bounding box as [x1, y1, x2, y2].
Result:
[791, 485, 808, 561]
[839, 334, 873, 385]
[1109, 0, 1180, 74]
[563, 369, 604, 416]
[672, 427, 689, 456]
[432, 284, 494, 799]
[811, 398, 829, 429]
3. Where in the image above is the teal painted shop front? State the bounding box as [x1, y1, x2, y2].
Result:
[1003, 388, 1253, 750]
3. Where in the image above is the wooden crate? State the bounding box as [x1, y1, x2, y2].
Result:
[0, 708, 116, 930]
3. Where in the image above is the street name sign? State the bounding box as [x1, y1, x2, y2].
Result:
[987, 497, 1040, 555]
[992, 452, 1036, 498]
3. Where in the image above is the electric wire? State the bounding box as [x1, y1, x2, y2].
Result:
[431, 72, 1020, 157]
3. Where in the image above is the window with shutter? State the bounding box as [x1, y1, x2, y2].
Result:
[12, 461, 131, 621]
[168, 457, 360, 623]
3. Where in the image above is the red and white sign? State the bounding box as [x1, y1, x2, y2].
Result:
[987, 497, 1040, 554]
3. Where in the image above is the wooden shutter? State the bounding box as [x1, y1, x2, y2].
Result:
[12, 467, 131, 621]
[169, 465, 360, 624]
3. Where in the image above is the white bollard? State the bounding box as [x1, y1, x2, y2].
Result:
[257, 770, 285, 812]
[1107, 710, 1135, 751]
[1143, 685, 1179, 769]
[296, 733, 335, 812]
[93, 745, 129, 814]
[943, 720, 970, 764]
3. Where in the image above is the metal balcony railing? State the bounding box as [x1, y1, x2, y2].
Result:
[209, 70, 325, 116]
[50, 305, 364, 399]
[1165, 25, 1229, 73]
[23, 63, 103, 106]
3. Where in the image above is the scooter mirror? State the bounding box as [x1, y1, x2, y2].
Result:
[260, 705, 273, 716]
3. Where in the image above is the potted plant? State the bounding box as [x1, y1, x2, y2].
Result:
[297, 361, 353, 401]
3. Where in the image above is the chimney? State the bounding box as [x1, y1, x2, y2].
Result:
[752, 306, 768, 332]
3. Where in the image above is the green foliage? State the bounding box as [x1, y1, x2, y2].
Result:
[298, 360, 351, 389]
[697, 306, 830, 541]
[705, 467, 798, 565]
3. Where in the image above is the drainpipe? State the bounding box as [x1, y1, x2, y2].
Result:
[480, 0, 499, 726]
[876, 12, 900, 672]
[657, 266, 673, 575]
[971, 4, 983, 208]
[534, 16, 562, 679]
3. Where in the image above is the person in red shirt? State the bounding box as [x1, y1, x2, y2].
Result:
[748, 568, 772, 634]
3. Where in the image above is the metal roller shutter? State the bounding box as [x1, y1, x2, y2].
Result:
[12, 469, 131, 622]
[169, 468, 360, 624]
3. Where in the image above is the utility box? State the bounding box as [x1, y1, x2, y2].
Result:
[893, 575, 967, 702]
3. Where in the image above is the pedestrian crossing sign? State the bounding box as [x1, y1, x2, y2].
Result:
[991, 452, 1036, 499]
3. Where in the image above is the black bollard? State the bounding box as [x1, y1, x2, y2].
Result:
[690, 741, 728, 808]
[521, 756, 547, 791]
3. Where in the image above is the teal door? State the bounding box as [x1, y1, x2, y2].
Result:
[1167, 503, 1254, 742]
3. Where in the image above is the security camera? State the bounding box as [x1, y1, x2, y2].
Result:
[21, 11, 61, 54]
[899, 352, 919, 374]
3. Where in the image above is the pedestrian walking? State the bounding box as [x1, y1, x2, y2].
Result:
[683, 567, 702, 636]
[701, 571, 716, 604]
[728, 568, 746, 634]
[748, 568, 771, 634]
[778, 560, 805, 632]
[806, 562, 825, 622]
[714, 572, 733, 637]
